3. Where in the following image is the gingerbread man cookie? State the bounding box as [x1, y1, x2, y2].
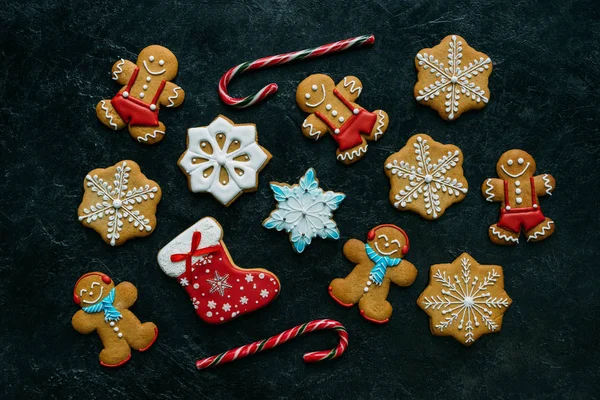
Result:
[296, 74, 389, 164]
[71, 272, 158, 367]
[482, 150, 555, 245]
[329, 224, 417, 323]
[96, 45, 185, 144]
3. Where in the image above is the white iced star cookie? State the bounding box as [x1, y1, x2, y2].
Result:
[178, 115, 271, 206]
[263, 168, 345, 253]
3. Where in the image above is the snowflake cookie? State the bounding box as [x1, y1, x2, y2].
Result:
[414, 35, 492, 120]
[78, 160, 161, 246]
[263, 168, 345, 253]
[178, 115, 271, 207]
[385, 134, 468, 220]
[417, 253, 512, 346]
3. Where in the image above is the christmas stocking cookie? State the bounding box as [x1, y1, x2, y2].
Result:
[96, 45, 185, 144]
[296, 74, 389, 164]
[482, 150, 556, 245]
[71, 272, 158, 367]
[329, 224, 417, 323]
[157, 217, 280, 324]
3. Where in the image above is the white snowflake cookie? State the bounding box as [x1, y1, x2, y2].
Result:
[78, 160, 161, 246]
[417, 253, 512, 346]
[385, 134, 468, 220]
[414, 35, 492, 120]
[263, 168, 345, 253]
[178, 115, 271, 206]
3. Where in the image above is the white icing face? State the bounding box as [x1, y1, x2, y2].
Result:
[373, 234, 401, 256]
[75, 275, 114, 307]
[143, 56, 166, 75]
[368, 228, 405, 259]
[496, 150, 536, 181]
[304, 84, 326, 108]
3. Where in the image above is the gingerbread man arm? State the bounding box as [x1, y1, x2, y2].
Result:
[71, 310, 97, 334]
[481, 178, 504, 202]
[158, 82, 185, 108]
[335, 76, 363, 103]
[387, 260, 418, 287]
[114, 282, 138, 309]
[111, 59, 136, 85]
[533, 174, 556, 197]
[301, 114, 329, 141]
[343, 239, 369, 264]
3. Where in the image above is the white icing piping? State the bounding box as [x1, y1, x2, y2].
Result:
[337, 144, 368, 161]
[305, 84, 326, 107]
[343, 77, 362, 96]
[374, 241, 397, 256]
[166, 87, 181, 107]
[100, 100, 117, 130]
[112, 58, 125, 80]
[137, 130, 165, 142]
[82, 286, 104, 304]
[143, 60, 166, 75]
[542, 174, 553, 195]
[484, 179, 495, 201]
[373, 110, 385, 141]
[527, 221, 554, 242]
[490, 226, 519, 243]
[302, 120, 322, 140]
[500, 162, 530, 178]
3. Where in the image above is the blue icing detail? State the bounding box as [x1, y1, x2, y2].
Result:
[365, 244, 401, 285]
[82, 288, 122, 322]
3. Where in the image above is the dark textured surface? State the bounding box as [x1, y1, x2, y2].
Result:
[1, 0, 600, 398]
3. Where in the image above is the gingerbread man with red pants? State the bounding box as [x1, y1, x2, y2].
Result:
[71, 272, 158, 367]
[329, 224, 417, 323]
[96, 45, 185, 144]
[296, 74, 389, 164]
[482, 150, 556, 245]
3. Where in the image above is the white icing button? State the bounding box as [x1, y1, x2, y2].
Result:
[353, 108, 359, 114]
[117, 332, 123, 338]
[507, 159, 514, 166]
[193, 283, 199, 289]
[109, 321, 115, 327]
[325, 104, 332, 110]
[146, 76, 151, 82]
[338, 117, 344, 123]
[518, 157, 524, 165]
[515, 180, 520, 186]
[515, 188, 522, 194]
[506, 206, 511, 210]
[305, 93, 310, 99]
[143, 85, 148, 90]
[533, 204, 538, 208]
[366, 280, 372, 286]
[206, 311, 213, 317]
[332, 110, 338, 117]
[363, 287, 369, 293]
[122, 91, 129, 98]
[259, 273, 265, 279]
[149, 56, 155, 62]
[150, 104, 156, 111]
[114, 327, 119, 332]
[334, 129, 340, 134]
[311, 84, 318, 91]
[139, 92, 145, 98]
[516, 197, 523, 204]
[159, 59, 165, 66]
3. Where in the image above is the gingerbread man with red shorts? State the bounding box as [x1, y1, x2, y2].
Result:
[482, 150, 556, 245]
[96, 45, 185, 144]
[296, 74, 389, 164]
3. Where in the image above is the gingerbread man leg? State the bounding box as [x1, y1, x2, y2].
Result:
[336, 137, 369, 165]
[128, 122, 166, 145]
[488, 223, 520, 245]
[96, 100, 126, 131]
[526, 217, 555, 242]
[364, 109, 389, 142]
[329, 271, 370, 307]
[358, 286, 393, 323]
[99, 337, 131, 367]
[118, 310, 158, 351]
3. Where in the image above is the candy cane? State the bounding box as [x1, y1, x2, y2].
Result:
[219, 34, 375, 108]
[196, 319, 348, 369]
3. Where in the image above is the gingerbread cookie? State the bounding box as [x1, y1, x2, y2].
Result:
[96, 45, 185, 144]
[178, 115, 271, 206]
[482, 150, 555, 245]
[263, 168, 345, 253]
[157, 217, 280, 324]
[417, 253, 512, 346]
[296, 74, 388, 164]
[78, 160, 161, 246]
[414, 35, 492, 120]
[72, 272, 158, 367]
[385, 134, 468, 220]
[329, 224, 417, 323]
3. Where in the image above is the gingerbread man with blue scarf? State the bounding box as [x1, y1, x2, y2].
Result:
[329, 225, 417, 323]
[71, 272, 158, 367]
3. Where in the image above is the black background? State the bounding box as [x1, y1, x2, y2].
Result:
[1, 0, 600, 398]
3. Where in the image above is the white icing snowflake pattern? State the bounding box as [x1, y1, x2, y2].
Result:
[421, 257, 511, 344]
[240, 296, 248, 305]
[263, 168, 345, 253]
[191, 298, 200, 309]
[222, 303, 231, 312]
[416, 35, 492, 120]
[386, 136, 467, 219]
[195, 254, 213, 266]
[245, 274, 254, 283]
[207, 300, 217, 309]
[178, 116, 270, 205]
[206, 271, 232, 297]
[260, 289, 269, 298]
[179, 277, 189, 287]
[78, 161, 159, 246]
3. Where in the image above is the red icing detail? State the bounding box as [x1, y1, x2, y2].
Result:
[315, 89, 377, 151]
[101, 274, 112, 284]
[100, 353, 131, 368]
[111, 67, 166, 126]
[139, 327, 159, 352]
[73, 294, 80, 304]
[328, 286, 354, 307]
[172, 232, 280, 324]
[498, 178, 545, 232]
[360, 309, 388, 324]
[367, 224, 410, 255]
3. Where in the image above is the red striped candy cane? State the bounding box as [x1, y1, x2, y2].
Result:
[219, 35, 375, 108]
[196, 319, 348, 369]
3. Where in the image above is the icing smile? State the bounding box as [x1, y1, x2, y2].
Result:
[143, 61, 166, 75]
[374, 242, 397, 256]
[305, 84, 326, 107]
[501, 162, 531, 178]
[83, 286, 104, 304]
